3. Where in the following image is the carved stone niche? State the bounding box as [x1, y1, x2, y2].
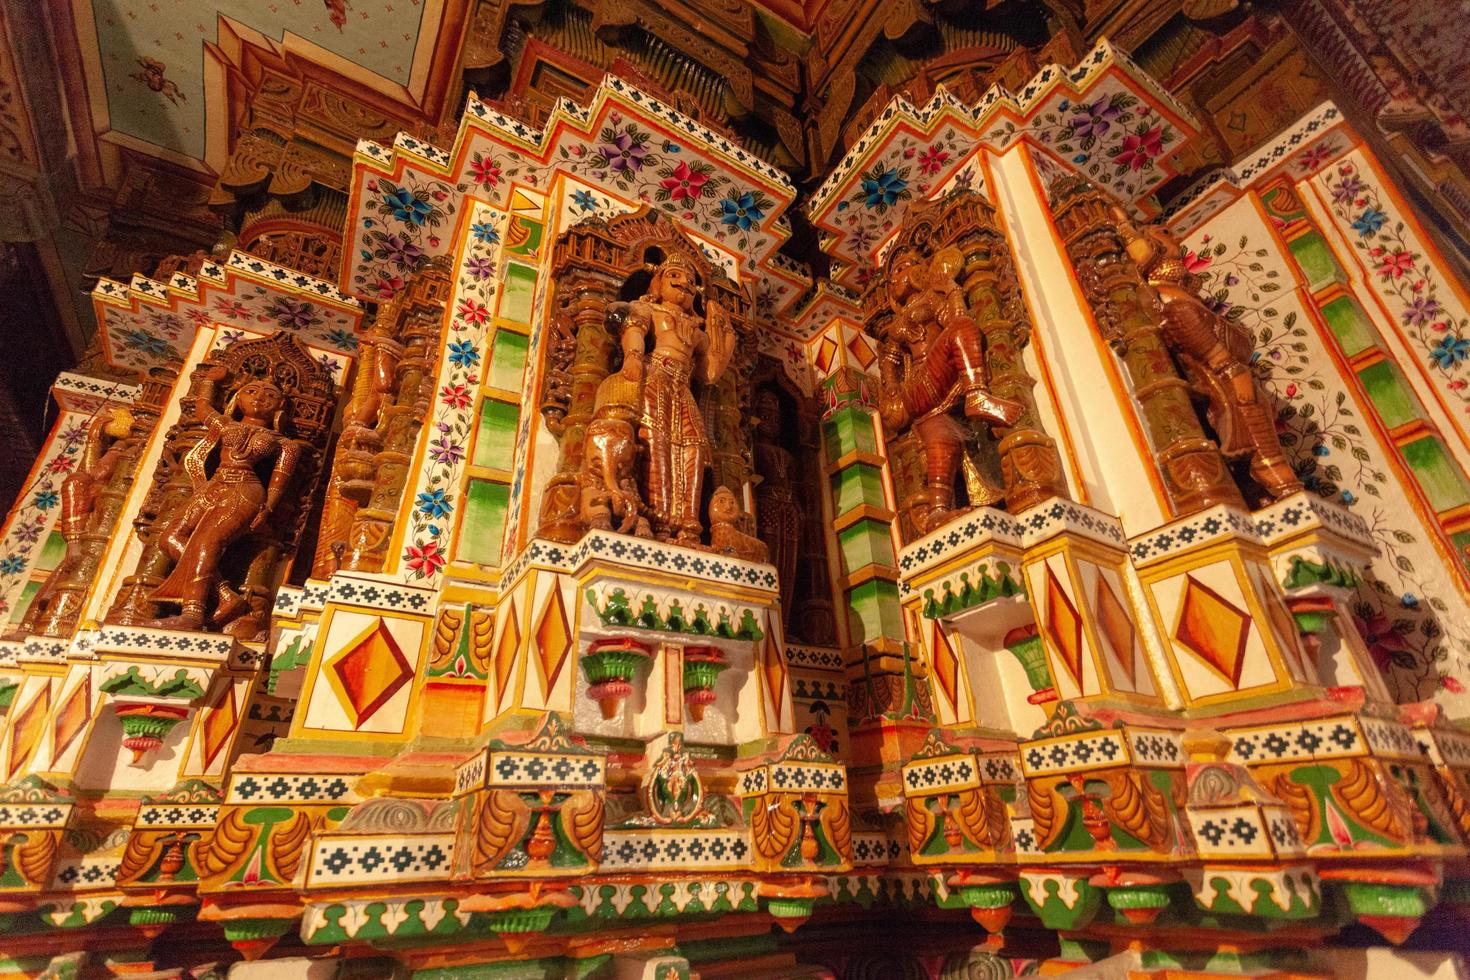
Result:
[533, 207, 756, 551]
[107, 333, 336, 639]
[750, 358, 837, 645]
[865, 189, 1067, 542]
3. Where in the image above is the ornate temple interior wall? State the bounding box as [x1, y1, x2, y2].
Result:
[0, 1, 1469, 977]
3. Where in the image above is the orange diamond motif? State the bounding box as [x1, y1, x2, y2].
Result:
[200, 685, 239, 769]
[533, 589, 572, 695]
[327, 618, 414, 728]
[493, 599, 520, 698]
[846, 332, 877, 370]
[1044, 567, 1085, 688]
[764, 635, 789, 720]
[51, 675, 91, 762]
[7, 683, 50, 780]
[1174, 575, 1251, 688]
[1094, 576, 1136, 687]
[814, 336, 839, 374]
[930, 621, 961, 711]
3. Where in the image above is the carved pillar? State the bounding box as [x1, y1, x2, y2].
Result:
[333, 259, 452, 572]
[952, 204, 1066, 511]
[535, 268, 619, 543]
[1049, 177, 1244, 516]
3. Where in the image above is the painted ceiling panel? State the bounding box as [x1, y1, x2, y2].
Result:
[91, 0, 435, 160]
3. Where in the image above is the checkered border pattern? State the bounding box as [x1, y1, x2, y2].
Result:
[74, 625, 234, 660]
[486, 750, 605, 790]
[902, 753, 980, 795]
[16, 637, 66, 660]
[1234, 102, 1344, 184]
[1359, 718, 1422, 762]
[600, 829, 751, 870]
[454, 752, 487, 797]
[738, 767, 767, 796]
[975, 751, 1022, 784]
[1127, 728, 1184, 768]
[1019, 730, 1129, 777]
[1189, 805, 1270, 858]
[0, 803, 72, 829]
[851, 833, 903, 866]
[899, 500, 1127, 582]
[1263, 805, 1307, 858]
[1011, 816, 1042, 857]
[785, 646, 845, 671]
[136, 804, 219, 829]
[504, 533, 778, 597]
[1254, 494, 1372, 549]
[737, 760, 846, 797]
[1419, 727, 1470, 769]
[308, 834, 454, 885]
[1128, 505, 1259, 565]
[227, 773, 357, 805]
[1226, 717, 1365, 766]
[327, 575, 434, 614]
[1130, 495, 1373, 567]
[51, 859, 118, 889]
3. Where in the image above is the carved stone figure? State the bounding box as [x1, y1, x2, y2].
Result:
[616, 252, 736, 546]
[535, 211, 755, 551]
[1114, 208, 1303, 504]
[707, 485, 768, 563]
[109, 333, 335, 638]
[578, 366, 647, 535]
[877, 243, 1022, 535]
[17, 404, 147, 637]
[147, 365, 303, 631]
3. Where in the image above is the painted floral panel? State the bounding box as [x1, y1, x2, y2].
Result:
[95, 254, 362, 374]
[346, 82, 798, 311]
[1312, 149, 1470, 442]
[0, 413, 90, 622]
[1186, 195, 1470, 708]
[398, 202, 505, 584]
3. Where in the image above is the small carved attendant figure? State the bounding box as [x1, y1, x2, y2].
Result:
[616, 252, 735, 546]
[18, 406, 142, 635]
[579, 366, 647, 536]
[879, 245, 1022, 534]
[707, 485, 768, 563]
[1113, 208, 1302, 503]
[150, 365, 303, 630]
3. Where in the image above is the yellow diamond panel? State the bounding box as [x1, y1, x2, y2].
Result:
[1044, 566, 1085, 688]
[326, 617, 414, 728]
[1174, 574, 1251, 689]
[534, 588, 572, 695]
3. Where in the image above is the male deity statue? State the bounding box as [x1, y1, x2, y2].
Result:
[878, 244, 1023, 534]
[1112, 208, 1302, 503]
[611, 252, 735, 546]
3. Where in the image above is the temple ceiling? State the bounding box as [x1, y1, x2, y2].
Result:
[74, 1, 452, 174]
